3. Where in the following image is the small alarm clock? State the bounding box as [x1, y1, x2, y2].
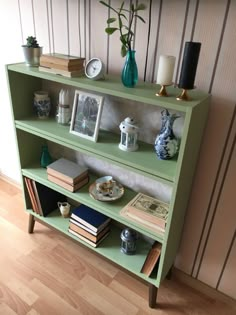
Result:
[85, 58, 105, 80]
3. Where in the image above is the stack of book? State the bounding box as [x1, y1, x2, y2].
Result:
[24, 177, 67, 216]
[39, 53, 85, 77]
[120, 192, 169, 234]
[47, 158, 89, 192]
[68, 204, 111, 248]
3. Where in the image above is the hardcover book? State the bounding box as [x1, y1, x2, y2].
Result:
[71, 205, 111, 233]
[47, 158, 88, 185]
[69, 221, 110, 243]
[24, 177, 39, 214]
[40, 53, 85, 66]
[68, 228, 110, 248]
[141, 242, 162, 276]
[120, 193, 169, 229]
[39, 60, 84, 71]
[38, 66, 85, 78]
[47, 174, 89, 192]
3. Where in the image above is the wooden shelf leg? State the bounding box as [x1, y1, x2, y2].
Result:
[149, 284, 158, 308]
[28, 214, 35, 234]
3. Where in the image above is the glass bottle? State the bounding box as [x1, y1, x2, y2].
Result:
[40, 145, 53, 168]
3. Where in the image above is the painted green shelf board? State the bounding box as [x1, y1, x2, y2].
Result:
[28, 208, 158, 285]
[7, 63, 209, 113]
[22, 166, 165, 243]
[16, 119, 176, 185]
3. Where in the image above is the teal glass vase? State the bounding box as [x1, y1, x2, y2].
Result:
[121, 50, 138, 88]
[40, 145, 53, 168]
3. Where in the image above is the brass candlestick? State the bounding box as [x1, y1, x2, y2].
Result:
[156, 84, 171, 97]
[176, 89, 190, 101]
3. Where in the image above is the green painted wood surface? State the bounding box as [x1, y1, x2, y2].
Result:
[16, 119, 176, 185]
[28, 209, 158, 285]
[22, 166, 164, 243]
[7, 63, 209, 113]
[6, 63, 210, 288]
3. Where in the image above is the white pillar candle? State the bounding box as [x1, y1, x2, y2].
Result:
[156, 55, 176, 85]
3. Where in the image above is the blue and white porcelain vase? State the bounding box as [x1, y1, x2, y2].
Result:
[33, 91, 51, 119]
[154, 109, 180, 160]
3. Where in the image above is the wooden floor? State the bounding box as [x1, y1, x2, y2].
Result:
[0, 178, 235, 315]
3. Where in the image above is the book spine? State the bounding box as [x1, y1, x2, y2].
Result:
[47, 174, 88, 192]
[40, 61, 84, 71]
[47, 167, 88, 185]
[31, 180, 43, 216]
[24, 177, 39, 214]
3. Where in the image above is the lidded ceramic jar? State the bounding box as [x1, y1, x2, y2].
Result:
[33, 91, 51, 119]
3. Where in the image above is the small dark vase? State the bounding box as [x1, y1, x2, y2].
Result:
[154, 109, 180, 160]
[121, 50, 138, 88]
[40, 145, 53, 168]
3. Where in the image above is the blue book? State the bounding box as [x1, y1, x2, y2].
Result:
[71, 205, 111, 232]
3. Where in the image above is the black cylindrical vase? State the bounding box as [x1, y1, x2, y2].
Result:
[178, 42, 201, 90]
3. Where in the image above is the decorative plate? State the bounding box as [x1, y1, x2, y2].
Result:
[89, 182, 124, 201]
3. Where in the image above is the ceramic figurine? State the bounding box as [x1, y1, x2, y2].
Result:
[154, 109, 180, 160]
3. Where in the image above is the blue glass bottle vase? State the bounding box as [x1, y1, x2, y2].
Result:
[121, 50, 138, 88]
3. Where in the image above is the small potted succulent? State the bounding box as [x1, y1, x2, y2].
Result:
[22, 36, 42, 67]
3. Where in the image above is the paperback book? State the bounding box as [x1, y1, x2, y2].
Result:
[68, 228, 110, 248]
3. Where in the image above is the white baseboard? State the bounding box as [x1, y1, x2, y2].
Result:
[0, 172, 21, 189]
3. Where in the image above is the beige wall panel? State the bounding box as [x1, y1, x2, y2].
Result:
[33, 1, 50, 53]
[68, 0, 81, 57]
[132, 0, 150, 81]
[155, 0, 188, 84]
[90, 1, 108, 66]
[50, 0, 68, 54]
[208, 0, 236, 102]
[175, 0, 235, 275]
[218, 238, 236, 300]
[108, 0, 128, 74]
[144, 0, 161, 82]
[19, 0, 35, 40]
[175, 98, 233, 274]
[191, 0, 228, 91]
[197, 136, 236, 286]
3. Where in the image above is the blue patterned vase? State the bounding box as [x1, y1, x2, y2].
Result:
[154, 109, 180, 160]
[33, 91, 51, 119]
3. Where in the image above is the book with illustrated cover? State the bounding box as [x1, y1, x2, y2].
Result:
[141, 242, 162, 276]
[120, 193, 169, 230]
[71, 205, 111, 233]
[47, 158, 88, 185]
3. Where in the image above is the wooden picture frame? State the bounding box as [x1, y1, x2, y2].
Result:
[70, 90, 104, 142]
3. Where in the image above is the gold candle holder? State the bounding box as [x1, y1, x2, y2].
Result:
[156, 84, 171, 97]
[176, 89, 190, 101]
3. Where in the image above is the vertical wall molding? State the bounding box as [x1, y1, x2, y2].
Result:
[151, 0, 162, 82]
[18, 0, 24, 44]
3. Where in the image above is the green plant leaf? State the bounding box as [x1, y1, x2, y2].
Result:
[134, 3, 146, 11]
[135, 15, 146, 23]
[99, 1, 118, 14]
[120, 34, 128, 45]
[107, 17, 116, 24]
[121, 45, 127, 57]
[105, 27, 119, 34]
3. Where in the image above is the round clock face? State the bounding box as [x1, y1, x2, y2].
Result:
[85, 58, 104, 80]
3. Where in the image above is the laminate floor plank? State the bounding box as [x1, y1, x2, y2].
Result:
[0, 178, 236, 315]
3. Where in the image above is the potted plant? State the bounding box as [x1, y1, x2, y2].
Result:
[22, 36, 42, 67]
[100, 1, 146, 87]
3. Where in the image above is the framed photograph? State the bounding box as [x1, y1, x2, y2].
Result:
[70, 90, 104, 142]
